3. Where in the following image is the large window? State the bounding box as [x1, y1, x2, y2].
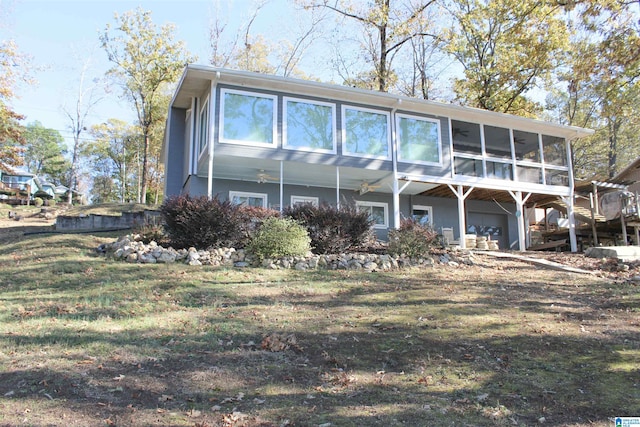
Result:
[451, 120, 482, 155]
[542, 135, 567, 166]
[513, 130, 540, 162]
[342, 106, 390, 158]
[397, 114, 441, 164]
[229, 191, 267, 207]
[198, 99, 209, 154]
[284, 97, 336, 153]
[220, 89, 276, 146]
[356, 201, 389, 229]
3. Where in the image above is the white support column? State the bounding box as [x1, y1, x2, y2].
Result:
[561, 195, 578, 252]
[279, 161, 284, 214]
[393, 177, 400, 229]
[509, 191, 532, 252]
[447, 184, 474, 249]
[336, 167, 340, 207]
[207, 79, 217, 199]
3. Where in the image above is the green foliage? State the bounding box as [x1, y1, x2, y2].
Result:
[247, 217, 311, 261]
[283, 202, 373, 254]
[23, 121, 69, 182]
[388, 217, 438, 258]
[46, 199, 56, 207]
[101, 7, 196, 203]
[33, 197, 43, 207]
[445, 0, 567, 116]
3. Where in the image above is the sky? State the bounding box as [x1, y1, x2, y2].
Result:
[3, 0, 305, 149]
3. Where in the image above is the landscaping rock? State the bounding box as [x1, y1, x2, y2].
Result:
[98, 234, 479, 272]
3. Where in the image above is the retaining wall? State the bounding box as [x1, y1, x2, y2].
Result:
[55, 210, 160, 231]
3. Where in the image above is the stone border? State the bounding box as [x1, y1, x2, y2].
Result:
[97, 235, 475, 271]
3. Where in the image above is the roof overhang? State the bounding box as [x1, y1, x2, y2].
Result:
[171, 65, 594, 140]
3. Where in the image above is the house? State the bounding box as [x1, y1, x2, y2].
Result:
[162, 65, 593, 252]
[0, 165, 40, 202]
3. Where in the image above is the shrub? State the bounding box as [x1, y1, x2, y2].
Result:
[132, 218, 168, 246]
[46, 199, 56, 207]
[283, 202, 373, 254]
[236, 205, 280, 248]
[387, 217, 439, 258]
[160, 195, 244, 249]
[34, 197, 43, 207]
[247, 217, 311, 261]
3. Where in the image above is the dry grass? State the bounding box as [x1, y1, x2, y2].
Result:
[0, 227, 638, 426]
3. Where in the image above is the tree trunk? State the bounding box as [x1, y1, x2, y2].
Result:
[140, 132, 149, 204]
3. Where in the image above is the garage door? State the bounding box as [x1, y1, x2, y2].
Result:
[466, 212, 509, 250]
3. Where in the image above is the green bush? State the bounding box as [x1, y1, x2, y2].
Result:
[34, 197, 44, 207]
[388, 217, 439, 258]
[283, 202, 373, 254]
[46, 199, 56, 207]
[247, 217, 311, 261]
[236, 205, 280, 248]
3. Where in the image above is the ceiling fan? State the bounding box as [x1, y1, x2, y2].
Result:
[256, 169, 278, 184]
[358, 181, 382, 195]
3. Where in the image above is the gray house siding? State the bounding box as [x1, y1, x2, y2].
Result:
[164, 107, 187, 197]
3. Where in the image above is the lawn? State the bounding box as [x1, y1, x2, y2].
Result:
[0, 229, 638, 426]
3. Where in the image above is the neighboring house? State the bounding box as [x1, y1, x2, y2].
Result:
[612, 157, 640, 195]
[162, 66, 593, 251]
[0, 167, 40, 199]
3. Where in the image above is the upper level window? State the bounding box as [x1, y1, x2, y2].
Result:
[397, 114, 441, 164]
[198, 99, 209, 154]
[451, 120, 482, 155]
[284, 97, 336, 153]
[356, 201, 389, 229]
[483, 125, 512, 159]
[513, 130, 540, 162]
[229, 191, 267, 207]
[542, 135, 567, 166]
[342, 106, 390, 159]
[220, 89, 276, 147]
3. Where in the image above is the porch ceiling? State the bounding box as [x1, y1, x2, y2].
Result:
[202, 155, 439, 196]
[419, 184, 561, 206]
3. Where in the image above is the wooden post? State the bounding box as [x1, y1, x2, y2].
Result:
[589, 192, 599, 246]
[592, 182, 599, 215]
[621, 197, 628, 246]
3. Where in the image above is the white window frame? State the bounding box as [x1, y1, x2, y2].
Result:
[411, 204, 433, 227]
[229, 191, 268, 208]
[291, 195, 319, 207]
[356, 201, 389, 229]
[197, 97, 209, 156]
[283, 96, 337, 154]
[341, 105, 391, 160]
[396, 113, 442, 166]
[219, 88, 277, 148]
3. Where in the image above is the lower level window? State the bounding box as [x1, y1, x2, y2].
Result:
[291, 195, 319, 207]
[356, 201, 388, 229]
[229, 191, 267, 207]
[411, 205, 433, 226]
